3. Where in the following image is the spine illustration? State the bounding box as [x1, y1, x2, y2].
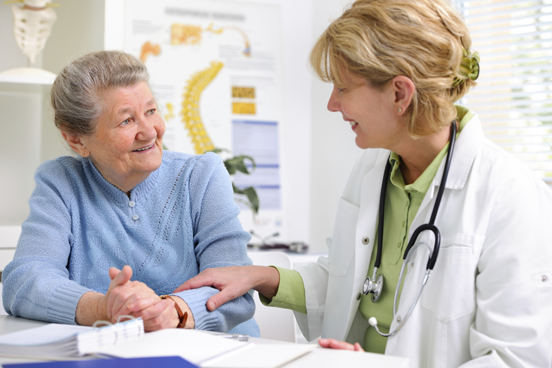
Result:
[180, 61, 224, 154]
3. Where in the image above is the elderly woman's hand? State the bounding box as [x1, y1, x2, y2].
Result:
[106, 266, 194, 331]
[106, 266, 157, 319]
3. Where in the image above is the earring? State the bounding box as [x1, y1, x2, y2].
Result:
[398, 108, 402, 113]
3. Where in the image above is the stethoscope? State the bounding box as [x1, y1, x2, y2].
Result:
[362, 121, 457, 337]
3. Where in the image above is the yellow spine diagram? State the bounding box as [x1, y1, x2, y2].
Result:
[180, 61, 224, 154]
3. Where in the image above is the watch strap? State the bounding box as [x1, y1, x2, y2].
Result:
[160, 295, 188, 328]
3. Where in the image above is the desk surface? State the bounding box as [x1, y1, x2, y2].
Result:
[0, 315, 409, 368]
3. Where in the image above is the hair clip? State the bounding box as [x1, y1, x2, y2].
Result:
[453, 47, 480, 87]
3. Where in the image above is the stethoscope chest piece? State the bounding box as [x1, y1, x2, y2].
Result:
[363, 273, 383, 302]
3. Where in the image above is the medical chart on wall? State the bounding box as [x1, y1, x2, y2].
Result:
[122, 0, 285, 236]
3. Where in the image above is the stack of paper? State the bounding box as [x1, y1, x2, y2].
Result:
[0, 318, 144, 358]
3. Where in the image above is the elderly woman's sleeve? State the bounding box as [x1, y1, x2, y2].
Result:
[2, 161, 93, 324]
[173, 152, 255, 332]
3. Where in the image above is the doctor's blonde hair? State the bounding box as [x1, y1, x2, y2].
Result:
[310, 0, 476, 137]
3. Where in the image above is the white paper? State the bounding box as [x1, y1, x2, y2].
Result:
[201, 343, 316, 368]
[94, 329, 252, 365]
[0, 324, 91, 346]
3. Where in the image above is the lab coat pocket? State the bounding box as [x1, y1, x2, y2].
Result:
[421, 233, 484, 322]
[329, 198, 360, 277]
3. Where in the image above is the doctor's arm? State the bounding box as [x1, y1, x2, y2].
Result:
[175, 265, 280, 311]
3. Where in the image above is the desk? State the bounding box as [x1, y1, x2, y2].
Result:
[0, 315, 409, 368]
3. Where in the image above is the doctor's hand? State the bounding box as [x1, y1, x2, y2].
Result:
[318, 338, 365, 352]
[174, 265, 280, 311]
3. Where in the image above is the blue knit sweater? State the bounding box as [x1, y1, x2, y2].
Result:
[2, 151, 259, 336]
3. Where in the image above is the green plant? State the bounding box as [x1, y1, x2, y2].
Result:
[209, 148, 259, 214]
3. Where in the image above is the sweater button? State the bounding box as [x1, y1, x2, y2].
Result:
[129, 201, 135, 207]
[132, 214, 139, 221]
[356, 293, 362, 300]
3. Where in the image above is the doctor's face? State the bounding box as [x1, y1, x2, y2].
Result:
[327, 69, 398, 150]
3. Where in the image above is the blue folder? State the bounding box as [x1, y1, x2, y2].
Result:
[2, 356, 198, 368]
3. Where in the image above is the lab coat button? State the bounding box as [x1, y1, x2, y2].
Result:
[396, 316, 402, 323]
[129, 201, 135, 207]
[362, 237, 370, 245]
[356, 293, 362, 300]
[132, 214, 139, 221]
[542, 275, 549, 282]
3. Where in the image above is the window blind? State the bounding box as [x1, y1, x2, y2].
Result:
[454, 0, 552, 187]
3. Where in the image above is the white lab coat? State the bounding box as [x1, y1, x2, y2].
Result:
[294, 114, 552, 368]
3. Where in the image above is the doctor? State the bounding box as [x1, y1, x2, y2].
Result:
[176, 0, 552, 366]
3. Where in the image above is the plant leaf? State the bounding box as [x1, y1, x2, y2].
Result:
[233, 184, 260, 214]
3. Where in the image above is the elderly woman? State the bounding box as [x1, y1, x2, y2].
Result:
[2, 50, 259, 336]
[177, 0, 552, 366]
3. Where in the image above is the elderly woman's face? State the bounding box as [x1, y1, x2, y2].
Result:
[80, 82, 165, 191]
[327, 69, 399, 150]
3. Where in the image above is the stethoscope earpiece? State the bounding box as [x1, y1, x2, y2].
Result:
[368, 317, 378, 327]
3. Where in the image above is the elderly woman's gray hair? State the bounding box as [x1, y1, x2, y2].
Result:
[51, 50, 150, 136]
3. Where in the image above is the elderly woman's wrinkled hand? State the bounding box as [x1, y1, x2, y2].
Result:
[106, 266, 175, 331]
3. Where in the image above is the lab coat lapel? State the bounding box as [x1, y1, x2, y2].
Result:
[412, 115, 483, 240]
[341, 150, 389, 339]
[355, 152, 389, 287]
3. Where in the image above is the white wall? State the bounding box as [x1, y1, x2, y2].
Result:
[308, 0, 360, 252]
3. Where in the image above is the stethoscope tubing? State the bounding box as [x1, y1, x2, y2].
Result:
[366, 121, 458, 337]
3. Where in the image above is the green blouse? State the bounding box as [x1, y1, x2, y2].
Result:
[262, 106, 474, 353]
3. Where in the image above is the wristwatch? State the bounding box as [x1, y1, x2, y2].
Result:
[160, 295, 188, 329]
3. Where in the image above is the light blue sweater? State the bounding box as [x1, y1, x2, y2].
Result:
[2, 151, 259, 336]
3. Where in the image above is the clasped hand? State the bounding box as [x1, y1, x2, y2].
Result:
[101, 265, 193, 331]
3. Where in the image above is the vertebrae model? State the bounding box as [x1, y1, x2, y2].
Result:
[8, 0, 57, 64]
[180, 61, 224, 154]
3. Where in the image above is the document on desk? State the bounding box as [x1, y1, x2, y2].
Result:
[0, 323, 316, 368]
[201, 343, 317, 368]
[94, 329, 316, 368]
[94, 329, 252, 366]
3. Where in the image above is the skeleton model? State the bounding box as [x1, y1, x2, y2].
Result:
[8, 0, 57, 65]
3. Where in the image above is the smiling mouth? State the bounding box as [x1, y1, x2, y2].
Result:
[349, 121, 358, 126]
[133, 143, 155, 152]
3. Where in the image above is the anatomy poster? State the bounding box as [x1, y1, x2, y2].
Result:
[122, 0, 284, 215]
